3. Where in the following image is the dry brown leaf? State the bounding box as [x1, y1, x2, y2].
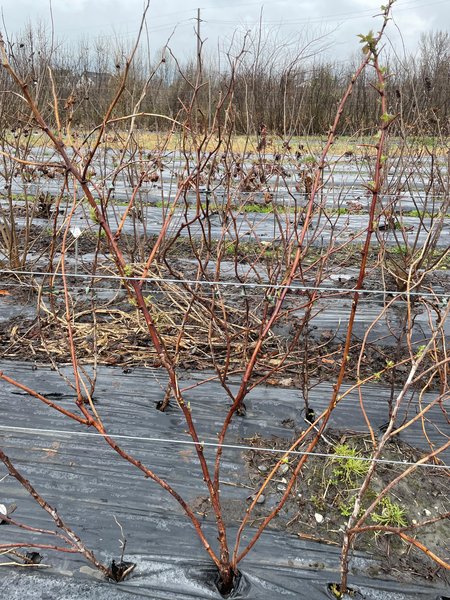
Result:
[321, 358, 335, 365]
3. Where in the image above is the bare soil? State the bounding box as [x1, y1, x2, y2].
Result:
[195, 429, 450, 587]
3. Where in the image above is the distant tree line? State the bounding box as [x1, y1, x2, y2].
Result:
[0, 25, 449, 137]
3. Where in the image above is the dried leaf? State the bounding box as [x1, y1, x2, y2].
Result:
[321, 358, 335, 365]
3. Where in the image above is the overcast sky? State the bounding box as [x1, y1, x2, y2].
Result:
[0, 0, 448, 64]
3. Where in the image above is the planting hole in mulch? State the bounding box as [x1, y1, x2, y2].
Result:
[109, 559, 136, 582]
[215, 569, 243, 598]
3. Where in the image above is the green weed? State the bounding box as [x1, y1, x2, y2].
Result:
[332, 444, 370, 486]
[89, 207, 99, 224]
[371, 496, 407, 528]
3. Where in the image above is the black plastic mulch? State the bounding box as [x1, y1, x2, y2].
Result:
[0, 361, 448, 599]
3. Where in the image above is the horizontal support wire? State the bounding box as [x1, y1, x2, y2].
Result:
[0, 424, 448, 470]
[1, 269, 447, 300]
[4, 190, 448, 199]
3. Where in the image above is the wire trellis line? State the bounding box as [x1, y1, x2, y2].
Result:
[1, 269, 447, 300]
[0, 424, 448, 470]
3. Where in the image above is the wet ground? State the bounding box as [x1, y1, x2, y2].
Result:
[1, 150, 449, 598]
[0, 362, 449, 598]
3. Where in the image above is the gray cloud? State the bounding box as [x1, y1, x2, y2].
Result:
[0, 0, 448, 63]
